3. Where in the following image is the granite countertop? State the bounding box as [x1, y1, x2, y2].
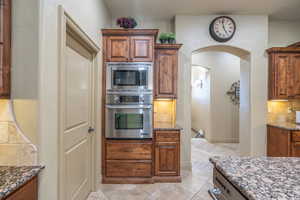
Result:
[267, 121, 300, 131]
[153, 122, 183, 131]
[210, 156, 300, 200]
[0, 166, 44, 199]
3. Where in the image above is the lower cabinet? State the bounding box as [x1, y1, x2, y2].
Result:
[155, 142, 179, 176]
[154, 130, 181, 182]
[267, 125, 300, 157]
[291, 142, 300, 157]
[103, 131, 181, 183]
[5, 177, 38, 200]
[291, 131, 300, 156]
[103, 139, 154, 183]
[267, 126, 291, 157]
[106, 160, 152, 177]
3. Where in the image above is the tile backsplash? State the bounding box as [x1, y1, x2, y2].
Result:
[0, 100, 37, 165]
[267, 100, 300, 123]
[154, 99, 176, 124]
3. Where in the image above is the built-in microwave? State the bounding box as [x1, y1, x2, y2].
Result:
[105, 105, 152, 139]
[106, 62, 153, 91]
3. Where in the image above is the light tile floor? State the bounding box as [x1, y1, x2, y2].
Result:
[87, 138, 239, 200]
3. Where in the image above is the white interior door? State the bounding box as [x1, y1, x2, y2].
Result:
[62, 33, 94, 200]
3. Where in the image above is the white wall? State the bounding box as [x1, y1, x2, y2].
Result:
[192, 52, 240, 143]
[269, 20, 300, 47]
[11, 0, 39, 146]
[239, 55, 251, 155]
[37, 1, 111, 200]
[175, 15, 268, 167]
[191, 67, 211, 139]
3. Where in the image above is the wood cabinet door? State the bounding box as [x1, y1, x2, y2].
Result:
[273, 54, 290, 99]
[0, 0, 11, 98]
[130, 36, 153, 62]
[291, 142, 300, 157]
[289, 54, 300, 98]
[5, 177, 38, 200]
[155, 49, 178, 98]
[267, 126, 291, 157]
[155, 142, 179, 176]
[105, 36, 130, 62]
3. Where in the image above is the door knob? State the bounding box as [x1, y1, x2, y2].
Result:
[88, 127, 95, 133]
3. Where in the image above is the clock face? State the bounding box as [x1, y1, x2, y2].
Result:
[209, 16, 236, 42]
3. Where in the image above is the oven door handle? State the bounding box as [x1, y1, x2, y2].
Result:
[105, 105, 152, 109]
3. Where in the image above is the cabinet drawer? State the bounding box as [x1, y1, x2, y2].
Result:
[106, 141, 152, 160]
[106, 160, 152, 177]
[155, 131, 180, 142]
[292, 131, 300, 142]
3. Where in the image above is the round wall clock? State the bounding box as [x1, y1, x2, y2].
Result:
[209, 16, 236, 43]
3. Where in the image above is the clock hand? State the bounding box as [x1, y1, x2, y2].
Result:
[222, 20, 229, 36]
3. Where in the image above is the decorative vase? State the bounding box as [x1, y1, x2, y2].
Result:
[168, 38, 176, 44]
[117, 17, 137, 29]
[160, 39, 168, 44]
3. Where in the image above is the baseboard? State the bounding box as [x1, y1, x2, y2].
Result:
[95, 173, 102, 190]
[209, 138, 239, 143]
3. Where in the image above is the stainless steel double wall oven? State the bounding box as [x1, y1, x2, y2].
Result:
[105, 62, 153, 139]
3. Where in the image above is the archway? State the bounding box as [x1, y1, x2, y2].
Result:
[190, 45, 251, 155]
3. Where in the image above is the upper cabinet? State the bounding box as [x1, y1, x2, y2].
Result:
[106, 36, 130, 62]
[102, 29, 158, 62]
[267, 43, 300, 100]
[130, 36, 153, 62]
[154, 44, 182, 99]
[0, 0, 11, 98]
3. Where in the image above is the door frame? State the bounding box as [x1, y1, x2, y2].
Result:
[58, 6, 100, 200]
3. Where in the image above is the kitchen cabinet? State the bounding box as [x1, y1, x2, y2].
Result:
[0, 0, 11, 98]
[102, 29, 158, 62]
[267, 126, 291, 157]
[154, 130, 181, 182]
[289, 54, 300, 98]
[292, 131, 300, 157]
[106, 36, 130, 62]
[267, 43, 300, 100]
[130, 36, 154, 62]
[103, 139, 154, 183]
[106, 160, 152, 177]
[267, 125, 300, 157]
[4, 177, 38, 200]
[154, 44, 182, 99]
[291, 142, 300, 157]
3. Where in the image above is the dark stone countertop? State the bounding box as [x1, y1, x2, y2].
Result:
[267, 121, 300, 131]
[0, 166, 44, 199]
[210, 156, 300, 200]
[153, 122, 183, 131]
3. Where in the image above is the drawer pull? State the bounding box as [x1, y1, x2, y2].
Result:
[156, 145, 176, 148]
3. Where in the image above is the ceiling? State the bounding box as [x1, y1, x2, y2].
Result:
[104, 0, 300, 21]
